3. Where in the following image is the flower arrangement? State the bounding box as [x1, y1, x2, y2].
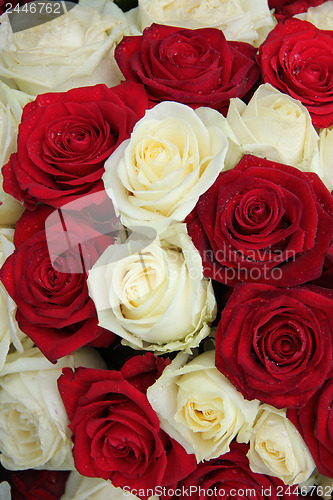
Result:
[0, 0, 332, 499]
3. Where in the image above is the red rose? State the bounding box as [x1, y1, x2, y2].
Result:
[9, 470, 69, 500]
[57, 353, 196, 496]
[311, 241, 333, 289]
[115, 24, 259, 113]
[288, 375, 333, 478]
[168, 442, 298, 500]
[257, 18, 333, 128]
[186, 155, 333, 287]
[268, 0, 327, 21]
[0, 204, 115, 362]
[215, 283, 333, 409]
[2, 82, 148, 208]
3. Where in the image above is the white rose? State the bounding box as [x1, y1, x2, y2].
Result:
[0, 346, 105, 471]
[0, 227, 32, 372]
[0, 1, 128, 95]
[147, 350, 259, 462]
[88, 223, 216, 353]
[295, 1, 333, 30]
[61, 471, 159, 500]
[137, 0, 276, 46]
[297, 471, 318, 498]
[79, 0, 142, 34]
[298, 470, 333, 499]
[314, 474, 333, 498]
[225, 83, 319, 170]
[0, 81, 32, 226]
[313, 127, 333, 191]
[0, 482, 11, 500]
[247, 405, 316, 486]
[103, 102, 229, 234]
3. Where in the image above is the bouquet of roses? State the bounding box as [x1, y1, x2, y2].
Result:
[0, 0, 332, 499]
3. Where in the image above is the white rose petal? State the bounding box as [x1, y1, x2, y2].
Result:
[297, 470, 319, 497]
[313, 473, 333, 498]
[0, 228, 32, 372]
[88, 223, 216, 353]
[225, 83, 319, 170]
[314, 127, 333, 191]
[0, 482, 11, 500]
[61, 471, 159, 500]
[247, 405, 316, 486]
[147, 350, 259, 462]
[295, 1, 333, 30]
[0, 346, 105, 471]
[0, 81, 32, 226]
[297, 469, 333, 498]
[79, 0, 141, 35]
[103, 102, 229, 234]
[137, 0, 276, 46]
[0, 2, 128, 95]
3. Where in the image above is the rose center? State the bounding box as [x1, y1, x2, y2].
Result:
[247, 199, 268, 224]
[253, 309, 314, 369]
[46, 121, 98, 157]
[160, 34, 210, 68]
[2, 405, 41, 461]
[64, 130, 91, 152]
[235, 193, 272, 231]
[297, 62, 326, 85]
[39, 259, 71, 295]
[272, 102, 301, 122]
[138, 138, 174, 180]
[47, 268, 59, 284]
[262, 440, 284, 460]
[181, 400, 225, 431]
[274, 337, 295, 356]
[124, 265, 157, 304]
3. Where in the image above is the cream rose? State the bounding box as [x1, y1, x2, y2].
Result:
[61, 471, 159, 500]
[0, 1, 128, 95]
[313, 474, 333, 498]
[0, 482, 11, 500]
[313, 127, 333, 191]
[80, 0, 142, 34]
[0, 227, 32, 372]
[0, 81, 32, 226]
[88, 223, 216, 353]
[103, 102, 229, 234]
[147, 350, 259, 462]
[247, 405, 316, 486]
[298, 471, 333, 499]
[225, 83, 319, 171]
[0, 346, 104, 471]
[137, 0, 276, 46]
[295, 2, 333, 30]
